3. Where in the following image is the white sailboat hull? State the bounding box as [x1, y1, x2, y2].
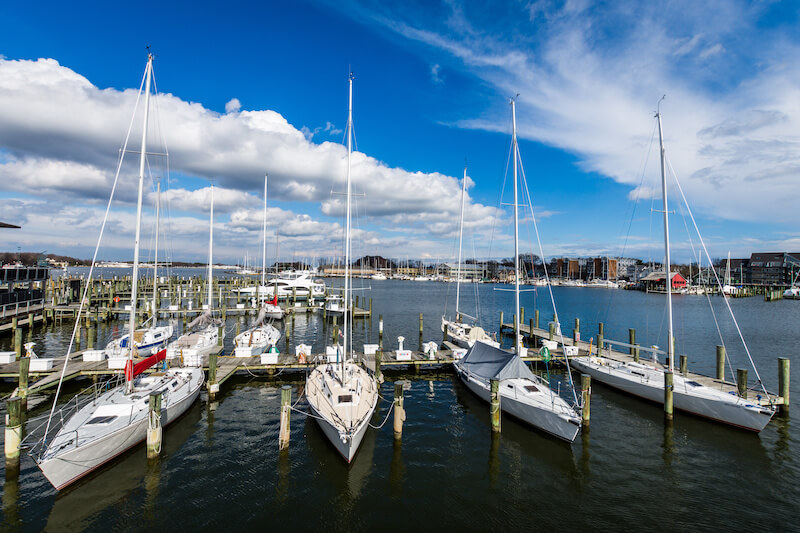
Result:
[454, 363, 580, 442]
[37, 368, 203, 490]
[569, 357, 774, 432]
[305, 363, 378, 462]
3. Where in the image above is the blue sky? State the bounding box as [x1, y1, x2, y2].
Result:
[1, 0, 799, 266]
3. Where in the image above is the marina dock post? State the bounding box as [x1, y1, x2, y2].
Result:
[629, 329, 636, 355]
[779, 358, 790, 414]
[393, 382, 405, 440]
[549, 322, 554, 341]
[146, 391, 162, 459]
[208, 351, 218, 400]
[573, 318, 580, 343]
[716, 345, 726, 380]
[529, 318, 534, 347]
[598, 322, 604, 337]
[633, 344, 640, 363]
[498, 311, 503, 337]
[737, 368, 748, 399]
[664, 371, 674, 421]
[379, 314, 383, 347]
[490, 378, 501, 433]
[279, 385, 291, 451]
[18, 356, 29, 412]
[375, 349, 383, 383]
[581, 374, 591, 428]
[534, 309, 539, 330]
[680, 355, 688, 376]
[419, 313, 423, 350]
[14, 327, 22, 357]
[597, 334, 604, 357]
[5, 396, 22, 475]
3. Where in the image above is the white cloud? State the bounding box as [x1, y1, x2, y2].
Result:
[225, 98, 241, 114]
[346, 0, 800, 228]
[0, 56, 502, 260]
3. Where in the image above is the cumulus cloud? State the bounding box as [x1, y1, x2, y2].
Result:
[0, 56, 502, 260]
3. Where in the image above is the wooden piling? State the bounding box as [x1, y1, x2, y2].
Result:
[664, 371, 674, 421]
[490, 379, 501, 433]
[14, 328, 22, 357]
[5, 397, 22, 474]
[573, 317, 580, 343]
[146, 391, 163, 460]
[549, 322, 555, 341]
[520, 307, 524, 324]
[534, 309, 539, 330]
[393, 382, 405, 440]
[18, 357, 29, 412]
[528, 318, 534, 347]
[679, 355, 687, 376]
[716, 345, 726, 381]
[779, 357, 790, 414]
[375, 349, 383, 383]
[379, 314, 384, 348]
[279, 385, 291, 450]
[737, 368, 748, 399]
[208, 351, 218, 400]
[629, 329, 636, 355]
[633, 344, 640, 363]
[597, 334, 604, 357]
[581, 374, 591, 428]
[498, 311, 503, 336]
[419, 312, 423, 351]
[598, 322, 604, 337]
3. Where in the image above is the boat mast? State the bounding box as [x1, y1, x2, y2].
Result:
[456, 165, 467, 317]
[208, 185, 214, 311]
[343, 72, 354, 378]
[152, 180, 160, 321]
[127, 52, 153, 392]
[511, 98, 521, 355]
[261, 174, 268, 288]
[656, 100, 674, 372]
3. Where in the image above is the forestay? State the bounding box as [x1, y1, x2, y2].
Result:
[459, 342, 536, 382]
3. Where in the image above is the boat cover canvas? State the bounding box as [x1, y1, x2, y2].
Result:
[458, 341, 537, 382]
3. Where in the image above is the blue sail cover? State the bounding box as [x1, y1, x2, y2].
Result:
[459, 341, 537, 382]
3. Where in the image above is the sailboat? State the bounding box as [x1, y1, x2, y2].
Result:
[569, 101, 776, 432]
[453, 99, 581, 442]
[305, 73, 379, 462]
[258, 174, 284, 320]
[233, 183, 282, 358]
[166, 186, 224, 363]
[104, 180, 173, 359]
[34, 53, 204, 490]
[441, 165, 499, 350]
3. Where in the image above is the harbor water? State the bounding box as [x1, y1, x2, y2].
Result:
[1, 277, 798, 531]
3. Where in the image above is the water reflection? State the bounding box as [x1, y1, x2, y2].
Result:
[389, 438, 404, 499]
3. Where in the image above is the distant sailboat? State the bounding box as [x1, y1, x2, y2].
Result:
[166, 186, 224, 363]
[441, 165, 498, 350]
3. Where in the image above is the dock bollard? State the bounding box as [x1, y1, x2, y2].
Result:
[490, 379, 501, 432]
[581, 374, 591, 428]
[716, 345, 726, 380]
[778, 358, 790, 414]
[18, 356, 29, 412]
[279, 385, 291, 451]
[393, 382, 405, 440]
[679, 355, 687, 376]
[664, 371, 674, 421]
[5, 397, 22, 475]
[147, 391, 163, 460]
[737, 368, 748, 399]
